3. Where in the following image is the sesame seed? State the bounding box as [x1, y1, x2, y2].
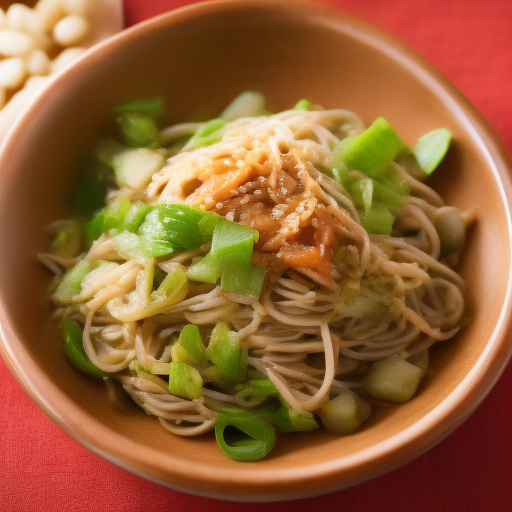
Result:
[239, 186, 247, 194]
[205, 196, 213, 203]
[280, 188, 288, 195]
[216, 203, 223, 209]
[199, 204, 205, 210]
[236, 160, 244, 168]
[230, 190, 238, 195]
[254, 189, 262, 195]
[223, 159, 231, 166]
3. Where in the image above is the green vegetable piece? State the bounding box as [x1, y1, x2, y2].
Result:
[219, 91, 266, 121]
[109, 266, 188, 323]
[198, 211, 220, 238]
[207, 323, 247, 384]
[112, 97, 165, 118]
[52, 260, 91, 305]
[220, 263, 266, 298]
[95, 138, 165, 190]
[185, 252, 224, 284]
[72, 161, 107, 218]
[214, 409, 277, 461]
[61, 317, 107, 378]
[347, 176, 373, 213]
[293, 99, 313, 110]
[50, 220, 82, 258]
[211, 218, 258, 266]
[103, 198, 132, 232]
[287, 408, 319, 432]
[171, 324, 206, 367]
[361, 354, 425, 402]
[258, 401, 318, 433]
[83, 212, 105, 245]
[113, 231, 146, 258]
[373, 165, 409, 197]
[123, 201, 152, 233]
[413, 128, 452, 175]
[188, 119, 226, 148]
[151, 266, 186, 299]
[243, 381, 319, 433]
[318, 388, 371, 435]
[336, 287, 391, 322]
[168, 361, 203, 399]
[235, 379, 279, 407]
[360, 202, 395, 235]
[138, 205, 206, 258]
[117, 112, 162, 148]
[333, 117, 407, 178]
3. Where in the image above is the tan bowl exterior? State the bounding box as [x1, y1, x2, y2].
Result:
[1, 0, 512, 501]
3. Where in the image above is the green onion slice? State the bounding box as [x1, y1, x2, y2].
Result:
[214, 409, 277, 461]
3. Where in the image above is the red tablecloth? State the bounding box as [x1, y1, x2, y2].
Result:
[1, 1, 511, 511]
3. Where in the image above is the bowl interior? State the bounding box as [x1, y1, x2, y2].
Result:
[0, 0, 511, 501]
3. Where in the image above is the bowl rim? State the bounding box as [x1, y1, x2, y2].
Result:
[1, 0, 512, 501]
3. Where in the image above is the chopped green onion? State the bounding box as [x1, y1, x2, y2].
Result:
[336, 286, 392, 322]
[112, 97, 165, 118]
[168, 361, 203, 399]
[84, 197, 132, 244]
[83, 212, 105, 245]
[116, 112, 162, 148]
[346, 176, 373, 213]
[138, 204, 208, 258]
[95, 138, 165, 190]
[187, 218, 265, 298]
[50, 220, 82, 258]
[185, 252, 224, 283]
[333, 117, 407, 178]
[219, 91, 266, 121]
[198, 211, 220, 237]
[265, 403, 318, 433]
[188, 119, 226, 148]
[103, 197, 132, 232]
[293, 99, 313, 111]
[170, 324, 206, 367]
[123, 201, 152, 233]
[220, 263, 266, 298]
[413, 128, 452, 174]
[214, 409, 276, 461]
[61, 317, 107, 378]
[108, 266, 189, 323]
[360, 202, 395, 235]
[207, 323, 247, 384]
[235, 380, 319, 433]
[210, 218, 258, 266]
[52, 260, 91, 305]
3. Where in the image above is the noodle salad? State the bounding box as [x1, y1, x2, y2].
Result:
[39, 92, 470, 461]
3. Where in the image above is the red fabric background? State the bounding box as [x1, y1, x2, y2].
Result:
[1, 1, 511, 511]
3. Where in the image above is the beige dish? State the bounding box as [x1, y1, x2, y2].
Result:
[0, 0, 511, 501]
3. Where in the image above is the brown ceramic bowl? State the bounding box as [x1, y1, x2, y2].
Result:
[0, 0, 511, 501]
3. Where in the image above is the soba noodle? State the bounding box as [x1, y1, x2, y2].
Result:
[40, 93, 470, 460]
